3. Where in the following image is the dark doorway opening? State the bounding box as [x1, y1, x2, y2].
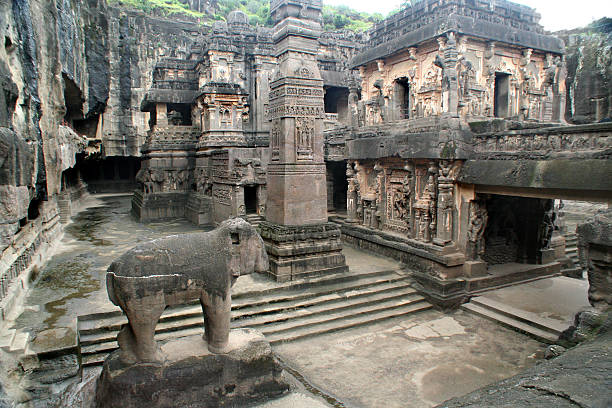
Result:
[77, 154, 141, 193]
[483, 195, 551, 265]
[394, 78, 410, 120]
[326, 161, 348, 213]
[244, 185, 258, 214]
[494, 72, 510, 118]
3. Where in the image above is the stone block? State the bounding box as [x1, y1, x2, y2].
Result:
[463, 260, 487, 277]
[540, 248, 557, 264]
[95, 329, 288, 408]
[258, 221, 348, 281]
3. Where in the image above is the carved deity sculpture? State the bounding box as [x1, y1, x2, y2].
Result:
[539, 200, 556, 250]
[105, 218, 269, 363]
[467, 200, 488, 261]
[346, 162, 359, 222]
[435, 161, 456, 245]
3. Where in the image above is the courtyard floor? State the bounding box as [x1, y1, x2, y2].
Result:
[5, 193, 580, 407]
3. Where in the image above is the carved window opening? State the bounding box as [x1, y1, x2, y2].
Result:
[167, 103, 192, 126]
[394, 78, 411, 120]
[324, 86, 349, 123]
[244, 185, 258, 215]
[494, 72, 511, 118]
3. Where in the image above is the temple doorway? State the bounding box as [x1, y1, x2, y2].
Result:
[244, 185, 258, 214]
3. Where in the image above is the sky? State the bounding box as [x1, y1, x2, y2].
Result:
[323, 0, 612, 31]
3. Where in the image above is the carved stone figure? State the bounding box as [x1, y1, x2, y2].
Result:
[539, 200, 556, 250]
[467, 200, 488, 261]
[106, 218, 269, 363]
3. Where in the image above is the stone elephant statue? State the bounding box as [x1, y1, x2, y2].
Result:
[106, 218, 269, 364]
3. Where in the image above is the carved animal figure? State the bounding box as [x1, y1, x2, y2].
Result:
[106, 218, 269, 364]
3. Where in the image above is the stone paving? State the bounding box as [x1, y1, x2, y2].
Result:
[273, 309, 546, 408]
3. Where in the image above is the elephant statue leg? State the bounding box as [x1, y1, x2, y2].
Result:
[123, 293, 166, 363]
[200, 292, 232, 354]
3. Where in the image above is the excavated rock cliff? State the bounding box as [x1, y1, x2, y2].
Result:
[560, 18, 612, 123]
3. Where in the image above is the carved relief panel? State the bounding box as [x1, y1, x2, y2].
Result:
[295, 117, 314, 161]
[385, 168, 413, 234]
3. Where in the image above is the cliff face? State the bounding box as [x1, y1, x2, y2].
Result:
[560, 18, 612, 123]
[0, 0, 109, 255]
[100, 8, 205, 156]
[0, 0, 210, 254]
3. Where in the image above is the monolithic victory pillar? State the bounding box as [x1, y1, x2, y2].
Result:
[258, 0, 347, 282]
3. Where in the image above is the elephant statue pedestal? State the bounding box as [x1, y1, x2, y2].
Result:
[95, 329, 288, 408]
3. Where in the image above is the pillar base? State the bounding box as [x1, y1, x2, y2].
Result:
[258, 221, 348, 282]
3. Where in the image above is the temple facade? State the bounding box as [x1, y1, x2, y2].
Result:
[129, 0, 610, 299]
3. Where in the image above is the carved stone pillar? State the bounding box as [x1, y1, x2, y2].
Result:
[346, 161, 358, 223]
[434, 160, 456, 246]
[261, 0, 347, 282]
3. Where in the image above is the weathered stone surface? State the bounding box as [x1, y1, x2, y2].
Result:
[577, 209, 612, 310]
[439, 316, 612, 408]
[95, 329, 289, 408]
[559, 19, 612, 123]
[458, 159, 612, 198]
[106, 218, 268, 362]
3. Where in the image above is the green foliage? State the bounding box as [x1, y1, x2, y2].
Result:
[108, 0, 393, 32]
[321, 4, 384, 32]
[107, 0, 208, 20]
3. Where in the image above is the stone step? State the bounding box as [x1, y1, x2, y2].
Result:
[79, 277, 429, 366]
[469, 296, 568, 335]
[267, 301, 432, 344]
[258, 293, 426, 336]
[235, 287, 421, 331]
[78, 269, 407, 335]
[461, 303, 559, 344]
[79, 280, 415, 347]
[82, 297, 431, 366]
[0, 329, 16, 351]
[10, 331, 29, 353]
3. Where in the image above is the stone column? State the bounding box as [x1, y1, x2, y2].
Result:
[259, 0, 347, 282]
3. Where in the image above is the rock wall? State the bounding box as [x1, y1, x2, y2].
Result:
[0, 0, 109, 322]
[101, 7, 206, 156]
[560, 18, 612, 123]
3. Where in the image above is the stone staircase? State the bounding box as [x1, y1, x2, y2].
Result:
[242, 213, 264, 227]
[0, 328, 30, 355]
[564, 232, 580, 266]
[77, 269, 432, 367]
[562, 232, 582, 277]
[461, 296, 568, 344]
